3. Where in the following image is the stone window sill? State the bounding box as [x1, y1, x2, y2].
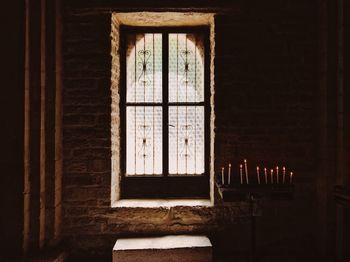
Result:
[111, 199, 212, 208]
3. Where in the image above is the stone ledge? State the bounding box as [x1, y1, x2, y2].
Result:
[111, 199, 212, 208]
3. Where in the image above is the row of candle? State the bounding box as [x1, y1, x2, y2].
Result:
[220, 159, 294, 185]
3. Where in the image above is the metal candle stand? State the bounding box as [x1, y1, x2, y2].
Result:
[215, 179, 295, 262]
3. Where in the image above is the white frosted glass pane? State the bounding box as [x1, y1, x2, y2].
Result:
[169, 34, 204, 103]
[169, 106, 204, 175]
[126, 33, 162, 103]
[126, 106, 162, 175]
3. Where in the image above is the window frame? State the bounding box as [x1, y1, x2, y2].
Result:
[119, 26, 211, 199]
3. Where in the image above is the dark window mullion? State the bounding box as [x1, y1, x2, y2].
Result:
[126, 102, 162, 106]
[162, 33, 169, 177]
[126, 102, 204, 106]
[204, 30, 210, 177]
[169, 103, 204, 106]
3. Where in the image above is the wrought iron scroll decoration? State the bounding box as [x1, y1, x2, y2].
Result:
[137, 45, 152, 164]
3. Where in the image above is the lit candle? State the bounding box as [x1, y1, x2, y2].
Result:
[244, 159, 249, 184]
[282, 166, 286, 184]
[228, 163, 231, 185]
[240, 164, 243, 184]
[256, 166, 260, 184]
[270, 169, 274, 184]
[290, 171, 293, 184]
[276, 166, 279, 184]
[264, 168, 268, 184]
[221, 167, 225, 185]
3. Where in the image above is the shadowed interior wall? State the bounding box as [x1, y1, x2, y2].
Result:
[0, 0, 25, 259]
[61, 1, 321, 259]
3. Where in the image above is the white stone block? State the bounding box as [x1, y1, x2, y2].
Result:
[113, 235, 212, 262]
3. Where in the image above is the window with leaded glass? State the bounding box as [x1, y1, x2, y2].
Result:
[120, 27, 210, 198]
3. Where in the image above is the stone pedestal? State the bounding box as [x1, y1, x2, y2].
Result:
[113, 235, 212, 262]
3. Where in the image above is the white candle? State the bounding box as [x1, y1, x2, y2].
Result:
[270, 169, 274, 184]
[264, 168, 268, 184]
[290, 172, 293, 184]
[256, 166, 260, 184]
[276, 166, 279, 184]
[282, 166, 286, 184]
[240, 164, 243, 184]
[244, 159, 249, 184]
[221, 167, 225, 185]
[228, 163, 231, 185]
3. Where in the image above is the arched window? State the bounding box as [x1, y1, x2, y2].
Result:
[120, 27, 210, 198]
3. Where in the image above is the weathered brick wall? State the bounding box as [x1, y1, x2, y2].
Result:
[62, 0, 319, 259]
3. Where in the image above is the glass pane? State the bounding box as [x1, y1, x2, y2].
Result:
[126, 33, 162, 103]
[126, 106, 162, 175]
[169, 34, 205, 103]
[169, 106, 204, 175]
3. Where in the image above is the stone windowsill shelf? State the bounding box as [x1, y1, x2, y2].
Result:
[112, 199, 212, 208]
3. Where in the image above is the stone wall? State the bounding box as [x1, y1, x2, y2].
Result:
[62, 0, 319, 259]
